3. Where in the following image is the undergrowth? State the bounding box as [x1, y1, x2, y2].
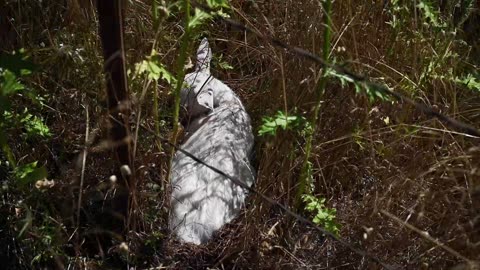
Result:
[0, 0, 479, 269]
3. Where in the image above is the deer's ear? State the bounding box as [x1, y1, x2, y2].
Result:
[196, 87, 214, 112]
[196, 38, 212, 73]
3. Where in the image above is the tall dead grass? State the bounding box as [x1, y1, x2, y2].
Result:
[204, 0, 480, 268]
[1, 0, 479, 269]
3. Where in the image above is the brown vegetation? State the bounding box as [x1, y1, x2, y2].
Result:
[0, 0, 479, 269]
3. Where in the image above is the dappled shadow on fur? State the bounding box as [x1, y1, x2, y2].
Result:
[169, 39, 255, 245]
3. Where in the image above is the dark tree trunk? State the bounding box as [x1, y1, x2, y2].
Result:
[96, 0, 133, 231]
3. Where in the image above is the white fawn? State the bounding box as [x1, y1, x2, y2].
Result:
[169, 38, 255, 244]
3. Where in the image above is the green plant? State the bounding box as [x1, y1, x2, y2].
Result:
[214, 54, 234, 70]
[168, 0, 232, 174]
[14, 161, 48, 187]
[455, 73, 480, 92]
[0, 51, 49, 185]
[326, 68, 391, 102]
[133, 50, 176, 85]
[132, 48, 176, 154]
[258, 110, 311, 137]
[385, 0, 476, 92]
[417, 1, 446, 29]
[297, 0, 333, 206]
[352, 126, 366, 151]
[302, 194, 340, 236]
[29, 221, 64, 267]
[171, 0, 231, 142]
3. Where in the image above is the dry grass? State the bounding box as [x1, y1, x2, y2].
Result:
[0, 0, 479, 269]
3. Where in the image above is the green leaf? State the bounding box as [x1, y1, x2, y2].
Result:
[302, 194, 341, 236]
[147, 61, 162, 81]
[31, 254, 43, 265]
[325, 68, 391, 102]
[218, 60, 233, 70]
[417, 1, 446, 28]
[455, 74, 480, 92]
[133, 52, 176, 86]
[206, 0, 230, 9]
[14, 162, 48, 186]
[259, 111, 310, 136]
[21, 113, 51, 138]
[188, 8, 212, 30]
[1, 70, 25, 96]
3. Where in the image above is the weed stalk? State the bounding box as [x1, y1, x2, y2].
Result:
[296, 0, 332, 207]
[169, 0, 194, 177]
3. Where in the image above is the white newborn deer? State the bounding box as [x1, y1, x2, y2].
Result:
[169, 38, 255, 244]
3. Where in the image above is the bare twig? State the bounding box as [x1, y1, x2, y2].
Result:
[76, 105, 89, 228]
[192, 1, 480, 138]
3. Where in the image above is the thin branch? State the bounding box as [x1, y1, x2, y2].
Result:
[76, 105, 89, 228]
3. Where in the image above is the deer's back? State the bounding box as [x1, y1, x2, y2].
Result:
[170, 102, 255, 244]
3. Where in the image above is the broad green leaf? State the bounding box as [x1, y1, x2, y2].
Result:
[147, 60, 162, 80]
[188, 8, 211, 30]
[134, 56, 176, 85]
[259, 111, 310, 136]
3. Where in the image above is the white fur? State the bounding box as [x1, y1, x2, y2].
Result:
[169, 38, 255, 244]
